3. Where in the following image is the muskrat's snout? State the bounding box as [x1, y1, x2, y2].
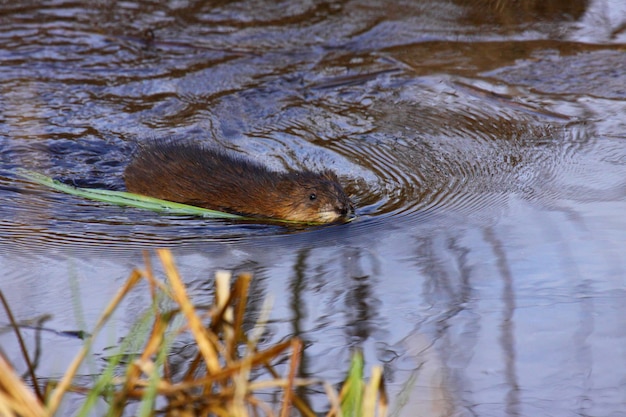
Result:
[337, 198, 354, 218]
[327, 190, 355, 223]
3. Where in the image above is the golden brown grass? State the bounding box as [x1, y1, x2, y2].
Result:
[0, 249, 387, 417]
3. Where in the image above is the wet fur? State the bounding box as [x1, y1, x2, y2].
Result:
[124, 140, 353, 222]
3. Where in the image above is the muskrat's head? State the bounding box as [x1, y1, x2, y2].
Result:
[279, 170, 354, 224]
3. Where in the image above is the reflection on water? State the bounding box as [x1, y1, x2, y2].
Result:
[455, 0, 589, 26]
[1, 0, 626, 415]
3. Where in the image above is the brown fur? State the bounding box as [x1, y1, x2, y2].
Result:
[124, 141, 353, 223]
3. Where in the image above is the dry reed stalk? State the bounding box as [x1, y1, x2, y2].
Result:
[231, 273, 252, 354]
[362, 366, 387, 417]
[279, 338, 302, 417]
[0, 352, 46, 417]
[0, 291, 42, 401]
[157, 249, 222, 375]
[323, 380, 341, 417]
[215, 270, 234, 346]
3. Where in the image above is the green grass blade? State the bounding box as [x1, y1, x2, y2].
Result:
[341, 350, 365, 417]
[16, 169, 244, 219]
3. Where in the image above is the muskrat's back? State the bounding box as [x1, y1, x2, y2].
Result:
[124, 141, 353, 223]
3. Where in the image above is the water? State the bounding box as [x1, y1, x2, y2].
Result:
[1, 0, 626, 415]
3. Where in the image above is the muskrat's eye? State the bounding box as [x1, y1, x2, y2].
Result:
[309, 193, 317, 201]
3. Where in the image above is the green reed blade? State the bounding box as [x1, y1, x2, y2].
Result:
[16, 169, 244, 219]
[341, 350, 365, 417]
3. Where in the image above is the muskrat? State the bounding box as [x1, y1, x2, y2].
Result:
[124, 141, 354, 223]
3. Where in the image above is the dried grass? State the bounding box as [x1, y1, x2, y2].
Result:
[0, 249, 387, 416]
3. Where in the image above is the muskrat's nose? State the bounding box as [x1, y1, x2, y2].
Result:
[338, 203, 354, 217]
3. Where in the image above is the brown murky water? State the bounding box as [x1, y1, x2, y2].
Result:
[1, 0, 626, 415]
